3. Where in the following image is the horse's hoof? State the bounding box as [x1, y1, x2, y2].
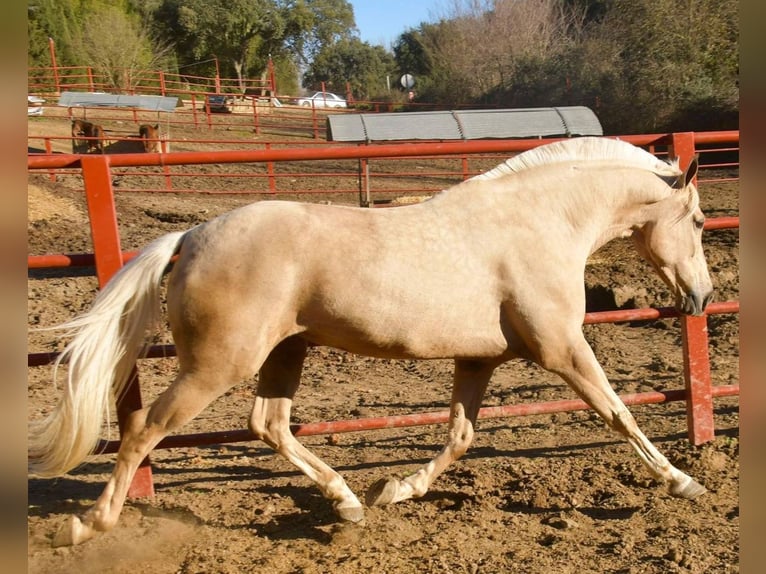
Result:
[669, 475, 707, 500]
[335, 503, 365, 523]
[365, 477, 399, 507]
[52, 515, 92, 547]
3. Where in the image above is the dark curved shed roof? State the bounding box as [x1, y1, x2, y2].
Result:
[326, 106, 602, 142]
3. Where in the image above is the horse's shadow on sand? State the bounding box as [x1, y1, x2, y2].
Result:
[31, 426, 736, 544]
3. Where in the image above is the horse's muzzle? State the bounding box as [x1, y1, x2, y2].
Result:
[677, 290, 714, 316]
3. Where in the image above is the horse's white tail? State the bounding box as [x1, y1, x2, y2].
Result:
[29, 231, 188, 477]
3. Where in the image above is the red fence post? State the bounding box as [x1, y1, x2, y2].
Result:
[80, 155, 155, 497]
[268, 56, 276, 95]
[48, 38, 61, 95]
[265, 143, 276, 193]
[252, 97, 260, 135]
[461, 155, 469, 180]
[669, 132, 716, 445]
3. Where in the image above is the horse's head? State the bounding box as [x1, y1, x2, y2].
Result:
[139, 124, 160, 152]
[630, 157, 714, 316]
[71, 119, 86, 137]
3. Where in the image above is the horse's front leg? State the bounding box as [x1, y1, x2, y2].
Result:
[249, 337, 364, 522]
[544, 332, 706, 499]
[366, 359, 494, 507]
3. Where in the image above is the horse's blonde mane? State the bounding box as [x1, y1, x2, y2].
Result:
[470, 137, 682, 181]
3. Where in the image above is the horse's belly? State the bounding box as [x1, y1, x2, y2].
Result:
[300, 299, 509, 360]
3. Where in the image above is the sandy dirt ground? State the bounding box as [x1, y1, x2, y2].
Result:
[27, 114, 739, 573]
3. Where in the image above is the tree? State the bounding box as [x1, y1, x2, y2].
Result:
[393, 28, 434, 78]
[592, 0, 738, 132]
[391, 22, 455, 103]
[398, 0, 581, 106]
[154, 0, 355, 93]
[154, 0, 285, 91]
[74, 4, 174, 92]
[302, 38, 396, 100]
[28, 0, 175, 91]
[281, 0, 355, 65]
[28, 0, 86, 68]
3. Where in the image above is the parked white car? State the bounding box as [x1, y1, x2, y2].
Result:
[297, 91, 347, 108]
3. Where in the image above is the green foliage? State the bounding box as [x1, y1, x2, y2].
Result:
[74, 4, 173, 92]
[393, 28, 433, 78]
[27, 0, 738, 133]
[28, 0, 84, 67]
[153, 0, 285, 87]
[302, 37, 396, 100]
[592, 0, 739, 133]
[271, 53, 300, 95]
[281, 0, 356, 64]
[392, 0, 738, 133]
[151, 0, 356, 92]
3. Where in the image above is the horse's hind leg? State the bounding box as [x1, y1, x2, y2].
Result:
[545, 333, 706, 499]
[53, 365, 249, 546]
[366, 359, 494, 507]
[249, 337, 364, 522]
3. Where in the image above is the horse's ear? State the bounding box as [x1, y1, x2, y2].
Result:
[683, 154, 699, 187]
[670, 155, 699, 189]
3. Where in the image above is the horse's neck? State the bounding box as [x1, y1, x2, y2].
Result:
[573, 168, 673, 254]
[437, 166, 670, 254]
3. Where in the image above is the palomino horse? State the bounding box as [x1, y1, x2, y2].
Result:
[71, 119, 106, 153]
[139, 123, 161, 152]
[29, 137, 713, 546]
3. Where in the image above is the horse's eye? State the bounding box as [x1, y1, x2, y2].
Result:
[694, 218, 705, 230]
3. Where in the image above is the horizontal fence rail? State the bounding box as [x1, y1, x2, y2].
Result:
[26, 216, 740, 272]
[27, 131, 740, 498]
[27, 133, 739, 200]
[27, 301, 740, 368]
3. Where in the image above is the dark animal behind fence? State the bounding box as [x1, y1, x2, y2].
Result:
[139, 124, 160, 152]
[71, 119, 106, 153]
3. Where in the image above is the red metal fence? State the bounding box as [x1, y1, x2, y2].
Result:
[28, 130, 740, 201]
[27, 131, 740, 498]
[28, 59, 276, 101]
[28, 62, 403, 141]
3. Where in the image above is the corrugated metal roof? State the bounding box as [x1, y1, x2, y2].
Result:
[326, 106, 602, 142]
[58, 91, 180, 112]
[359, 112, 464, 141]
